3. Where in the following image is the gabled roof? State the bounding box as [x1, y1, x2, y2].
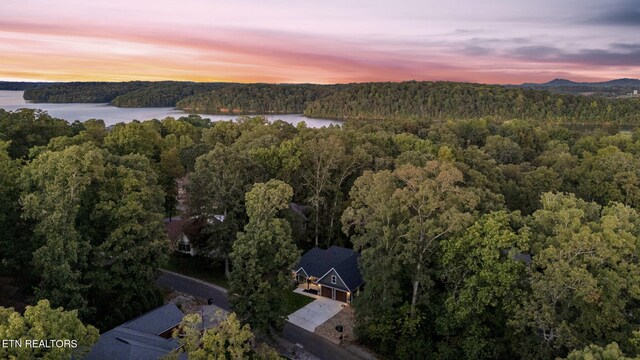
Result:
[122, 303, 185, 334]
[296, 246, 364, 291]
[164, 217, 187, 242]
[295, 247, 328, 277]
[87, 304, 185, 360]
[330, 253, 364, 291]
[289, 203, 309, 221]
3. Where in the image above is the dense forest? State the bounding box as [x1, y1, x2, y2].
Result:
[110, 82, 227, 107]
[175, 83, 341, 114]
[4, 100, 640, 358]
[23, 81, 151, 103]
[0, 81, 54, 91]
[304, 81, 640, 123]
[20, 81, 640, 125]
[22, 81, 232, 106]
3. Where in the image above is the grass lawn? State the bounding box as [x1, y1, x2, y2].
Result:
[162, 254, 314, 314]
[162, 254, 230, 289]
[282, 291, 315, 314]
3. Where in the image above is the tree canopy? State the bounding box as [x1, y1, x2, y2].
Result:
[229, 180, 299, 333]
[0, 300, 99, 360]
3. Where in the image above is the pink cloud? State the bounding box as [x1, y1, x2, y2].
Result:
[0, 1, 638, 84]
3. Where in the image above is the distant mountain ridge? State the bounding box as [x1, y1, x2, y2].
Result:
[0, 81, 55, 91]
[521, 78, 640, 88]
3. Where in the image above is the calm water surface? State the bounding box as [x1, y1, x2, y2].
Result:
[0, 91, 341, 128]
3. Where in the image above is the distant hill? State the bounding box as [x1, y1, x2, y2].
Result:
[521, 78, 640, 88]
[515, 78, 640, 98]
[21, 81, 235, 107]
[0, 81, 58, 91]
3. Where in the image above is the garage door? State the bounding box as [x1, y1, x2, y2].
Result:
[321, 286, 333, 299]
[335, 290, 347, 302]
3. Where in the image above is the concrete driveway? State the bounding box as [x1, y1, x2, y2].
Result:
[288, 294, 346, 332]
[158, 271, 365, 359]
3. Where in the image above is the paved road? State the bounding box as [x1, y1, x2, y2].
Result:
[156, 270, 364, 360]
[156, 269, 231, 310]
[282, 322, 361, 360]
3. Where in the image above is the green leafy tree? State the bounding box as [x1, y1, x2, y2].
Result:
[21, 144, 106, 314]
[0, 140, 30, 273]
[342, 161, 480, 357]
[300, 135, 344, 246]
[188, 145, 254, 277]
[229, 180, 299, 333]
[563, 343, 635, 360]
[86, 153, 169, 328]
[0, 109, 71, 159]
[512, 193, 640, 359]
[165, 312, 280, 360]
[483, 135, 524, 164]
[103, 121, 162, 158]
[159, 146, 185, 217]
[21, 145, 168, 328]
[393, 162, 480, 319]
[576, 146, 640, 207]
[299, 132, 371, 247]
[341, 169, 407, 354]
[439, 211, 530, 359]
[563, 332, 640, 360]
[0, 300, 99, 360]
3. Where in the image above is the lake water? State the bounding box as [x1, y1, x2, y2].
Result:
[0, 91, 341, 128]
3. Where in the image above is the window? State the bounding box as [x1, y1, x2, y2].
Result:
[331, 275, 337, 284]
[178, 242, 191, 253]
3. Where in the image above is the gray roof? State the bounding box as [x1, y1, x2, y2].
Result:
[87, 304, 185, 360]
[332, 254, 364, 292]
[296, 246, 364, 291]
[289, 203, 309, 221]
[501, 249, 533, 265]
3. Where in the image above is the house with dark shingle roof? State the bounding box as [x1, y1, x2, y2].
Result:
[165, 203, 310, 257]
[294, 246, 364, 304]
[86, 303, 185, 360]
[164, 216, 196, 256]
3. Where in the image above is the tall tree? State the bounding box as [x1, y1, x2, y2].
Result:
[300, 135, 343, 246]
[0, 140, 29, 274]
[341, 169, 407, 355]
[86, 153, 169, 328]
[21, 144, 106, 315]
[299, 132, 370, 247]
[188, 145, 253, 277]
[439, 211, 530, 359]
[21, 145, 168, 328]
[229, 180, 299, 333]
[342, 161, 480, 357]
[393, 162, 480, 319]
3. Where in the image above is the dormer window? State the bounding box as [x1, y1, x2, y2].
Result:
[331, 275, 337, 284]
[178, 242, 191, 253]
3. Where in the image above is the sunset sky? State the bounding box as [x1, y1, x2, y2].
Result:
[1, 0, 639, 84]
